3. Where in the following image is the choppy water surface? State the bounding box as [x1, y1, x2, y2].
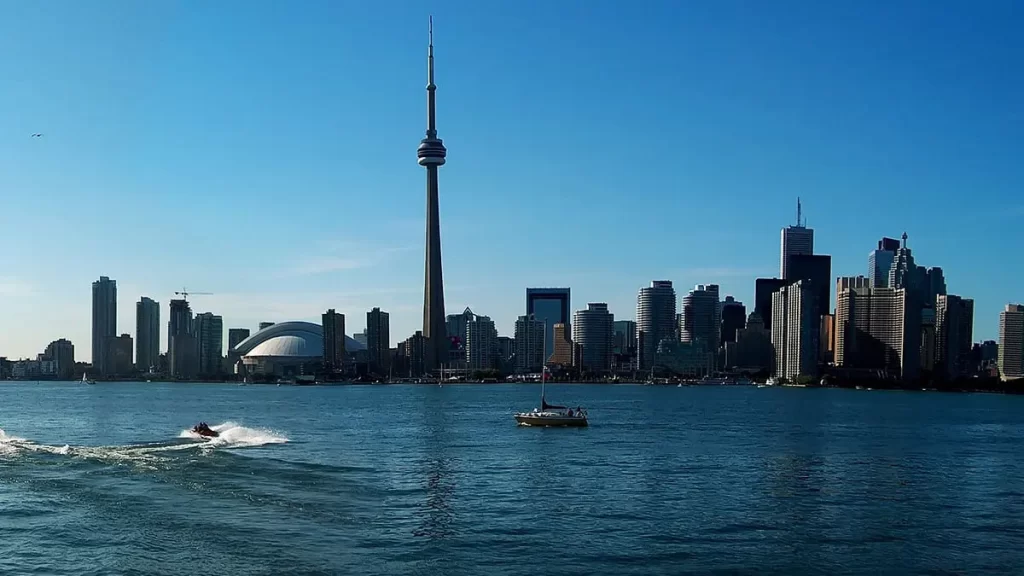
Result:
[1, 382, 1023, 575]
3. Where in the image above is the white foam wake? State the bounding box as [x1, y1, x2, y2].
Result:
[179, 421, 288, 449]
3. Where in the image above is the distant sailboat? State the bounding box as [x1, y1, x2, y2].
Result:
[513, 367, 588, 427]
[82, 373, 95, 385]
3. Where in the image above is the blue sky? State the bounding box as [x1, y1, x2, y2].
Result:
[0, 0, 1021, 360]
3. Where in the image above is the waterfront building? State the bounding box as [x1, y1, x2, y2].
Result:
[109, 333, 134, 376]
[786, 254, 831, 320]
[920, 307, 936, 373]
[322, 309, 346, 372]
[526, 288, 571, 362]
[754, 278, 793, 335]
[401, 331, 426, 377]
[135, 297, 160, 374]
[835, 286, 921, 380]
[466, 315, 497, 370]
[548, 323, 574, 366]
[514, 314, 545, 373]
[228, 329, 251, 352]
[496, 336, 515, 367]
[720, 296, 746, 345]
[168, 299, 197, 379]
[233, 321, 364, 378]
[935, 295, 974, 380]
[681, 285, 720, 354]
[636, 281, 677, 370]
[613, 320, 637, 355]
[573, 303, 614, 372]
[724, 312, 774, 373]
[194, 313, 224, 377]
[366, 308, 390, 373]
[772, 281, 818, 381]
[868, 237, 901, 288]
[92, 276, 117, 376]
[780, 198, 814, 278]
[44, 339, 75, 380]
[656, 340, 712, 377]
[998, 304, 1024, 380]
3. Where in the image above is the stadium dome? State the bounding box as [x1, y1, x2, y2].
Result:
[232, 321, 365, 377]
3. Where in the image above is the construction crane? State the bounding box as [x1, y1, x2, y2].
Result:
[175, 287, 213, 302]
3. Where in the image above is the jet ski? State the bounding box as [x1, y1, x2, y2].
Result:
[191, 422, 218, 438]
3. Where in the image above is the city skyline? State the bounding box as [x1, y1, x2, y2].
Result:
[1, 2, 1022, 359]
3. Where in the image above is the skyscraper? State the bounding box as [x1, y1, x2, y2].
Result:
[259, 322, 275, 331]
[514, 314, 545, 373]
[168, 299, 197, 379]
[935, 295, 973, 380]
[720, 296, 746, 345]
[636, 281, 677, 370]
[548, 323, 574, 365]
[109, 333, 134, 376]
[772, 281, 819, 380]
[228, 328, 251, 352]
[754, 278, 794, 334]
[419, 18, 448, 373]
[786, 254, 831, 320]
[526, 288, 571, 362]
[136, 297, 160, 373]
[835, 286, 921, 380]
[613, 320, 637, 356]
[780, 198, 813, 278]
[366, 307, 390, 372]
[680, 284, 721, 353]
[322, 309, 346, 372]
[572, 303, 615, 372]
[91, 276, 117, 375]
[194, 312, 223, 377]
[466, 315, 497, 370]
[44, 339, 75, 380]
[998, 304, 1024, 380]
[868, 237, 901, 288]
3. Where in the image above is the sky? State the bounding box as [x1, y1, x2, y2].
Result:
[0, 0, 1022, 360]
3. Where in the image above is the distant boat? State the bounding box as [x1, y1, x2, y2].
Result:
[513, 367, 588, 427]
[82, 373, 95, 386]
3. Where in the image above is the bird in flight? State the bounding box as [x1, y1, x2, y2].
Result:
[31, 133, 43, 137]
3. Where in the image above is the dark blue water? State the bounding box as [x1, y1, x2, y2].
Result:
[1, 382, 1023, 575]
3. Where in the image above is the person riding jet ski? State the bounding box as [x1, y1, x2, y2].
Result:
[192, 422, 218, 438]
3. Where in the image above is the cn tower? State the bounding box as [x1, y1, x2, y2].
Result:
[418, 16, 448, 373]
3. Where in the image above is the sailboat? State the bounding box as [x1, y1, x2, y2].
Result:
[513, 366, 588, 427]
[82, 373, 95, 385]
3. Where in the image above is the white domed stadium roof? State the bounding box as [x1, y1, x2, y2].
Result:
[233, 321, 366, 359]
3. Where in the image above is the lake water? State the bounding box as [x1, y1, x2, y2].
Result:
[1, 382, 1023, 575]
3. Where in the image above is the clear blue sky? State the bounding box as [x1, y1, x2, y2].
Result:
[1, 0, 1021, 360]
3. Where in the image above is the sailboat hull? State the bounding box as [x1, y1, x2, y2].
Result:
[514, 413, 588, 427]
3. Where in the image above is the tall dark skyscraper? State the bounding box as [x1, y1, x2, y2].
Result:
[227, 328, 251, 352]
[526, 288, 571, 361]
[786, 253, 832, 320]
[367, 307, 391, 373]
[92, 276, 117, 375]
[419, 17, 448, 373]
[720, 296, 747, 344]
[168, 299, 197, 380]
[136, 296, 160, 373]
[322, 309, 346, 372]
[754, 278, 793, 333]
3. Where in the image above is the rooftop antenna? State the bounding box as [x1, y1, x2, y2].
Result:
[796, 197, 802, 227]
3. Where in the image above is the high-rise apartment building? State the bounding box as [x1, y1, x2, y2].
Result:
[998, 304, 1024, 380]
[92, 276, 117, 375]
[44, 339, 75, 380]
[636, 281, 677, 370]
[835, 286, 921, 380]
[514, 314, 545, 373]
[135, 297, 160, 374]
[228, 329, 251, 351]
[780, 199, 814, 278]
[920, 307, 936, 373]
[681, 284, 721, 353]
[573, 303, 614, 372]
[168, 299, 197, 379]
[935, 295, 974, 380]
[109, 333, 134, 376]
[322, 309, 347, 371]
[868, 237, 901, 288]
[720, 296, 746, 345]
[401, 331, 426, 377]
[366, 308, 390, 372]
[526, 288, 571, 362]
[194, 313, 223, 377]
[466, 315, 497, 370]
[771, 281, 819, 380]
[725, 312, 773, 372]
[786, 254, 831, 320]
[446, 307, 475, 344]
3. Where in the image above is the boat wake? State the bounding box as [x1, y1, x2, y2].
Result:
[0, 422, 288, 467]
